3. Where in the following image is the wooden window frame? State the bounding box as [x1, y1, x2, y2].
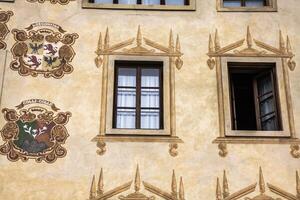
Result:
[82, 0, 196, 11]
[221, 57, 291, 137]
[228, 63, 282, 131]
[113, 61, 164, 130]
[217, 0, 277, 12]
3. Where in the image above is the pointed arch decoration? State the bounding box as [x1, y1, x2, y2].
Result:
[88, 166, 185, 200]
[93, 26, 184, 157]
[0, 10, 13, 50]
[216, 168, 300, 200]
[207, 27, 300, 158]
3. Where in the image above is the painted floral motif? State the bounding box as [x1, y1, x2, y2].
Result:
[0, 10, 13, 50]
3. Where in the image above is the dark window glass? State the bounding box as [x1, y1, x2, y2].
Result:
[90, 0, 189, 5]
[113, 61, 163, 130]
[228, 63, 281, 131]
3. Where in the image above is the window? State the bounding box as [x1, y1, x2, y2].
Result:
[0, 0, 15, 2]
[228, 63, 281, 131]
[82, 0, 195, 10]
[113, 61, 163, 130]
[217, 0, 277, 11]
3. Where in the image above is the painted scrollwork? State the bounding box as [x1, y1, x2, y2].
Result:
[0, 10, 13, 50]
[0, 99, 71, 163]
[26, 0, 75, 5]
[10, 22, 78, 79]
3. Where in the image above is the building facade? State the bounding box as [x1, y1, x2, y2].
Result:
[0, 0, 300, 199]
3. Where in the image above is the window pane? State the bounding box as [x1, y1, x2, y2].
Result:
[141, 68, 160, 87]
[116, 109, 136, 128]
[261, 117, 276, 130]
[165, 0, 185, 5]
[117, 88, 136, 107]
[94, 0, 113, 3]
[141, 88, 160, 108]
[260, 98, 274, 116]
[142, 0, 160, 5]
[119, 0, 137, 4]
[257, 74, 272, 96]
[118, 68, 136, 87]
[141, 109, 160, 129]
[245, 0, 265, 7]
[223, 0, 242, 7]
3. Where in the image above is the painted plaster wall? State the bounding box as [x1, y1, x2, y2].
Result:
[0, 0, 299, 199]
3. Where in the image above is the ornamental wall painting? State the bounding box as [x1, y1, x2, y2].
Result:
[0, 10, 13, 50]
[0, 99, 71, 163]
[10, 22, 79, 79]
[26, 0, 75, 5]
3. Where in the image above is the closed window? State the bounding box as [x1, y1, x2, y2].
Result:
[113, 61, 163, 130]
[217, 0, 277, 11]
[223, 0, 268, 7]
[89, 0, 188, 5]
[228, 63, 281, 131]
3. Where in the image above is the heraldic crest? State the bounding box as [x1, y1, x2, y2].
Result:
[0, 99, 71, 163]
[10, 22, 79, 79]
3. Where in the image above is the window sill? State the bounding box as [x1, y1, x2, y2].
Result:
[217, 7, 277, 12]
[213, 137, 300, 158]
[92, 134, 183, 157]
[82, 1, 196, 11]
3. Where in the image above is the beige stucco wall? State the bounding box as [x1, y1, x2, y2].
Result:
[0, 0, 300, 199]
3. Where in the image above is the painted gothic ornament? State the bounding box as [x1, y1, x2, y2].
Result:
[216, 167, 300, 200]
[0, 10, 13, 50]
[26, 0, 75, 5]
[0, 99, 71, 163]
[10, 22, 79, 78]
[89, 166, 185, 200]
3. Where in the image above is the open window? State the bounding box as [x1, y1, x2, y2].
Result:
[207, 27, 300, 158]
[82, 0, 195, 10]
[93, 27, 183, 156]
[217, 0, 277, 11]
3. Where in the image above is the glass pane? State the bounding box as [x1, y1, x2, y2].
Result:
[142, 0, 160, 5]
[117, 88, 136, 107]
[260, 98, 274, 116]
[257, 74, 272, 96]
[261, 117, 276, 130]
[141, 68, 160, 87]
[116, 109, 136, 128]
[223, 0, 242, 7]
[165, 0, 185, 5]
[141, 88, 160, 108]
[119, 0, 137, 4]
[118, 68, 136, 87]
[94, 0, 113, 3]
[141, 109, 160, 129]
[245, 0, 265, 7]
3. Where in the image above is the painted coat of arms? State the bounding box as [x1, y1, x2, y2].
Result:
[0, 99, 71, 163]
[10, 22, 79, 79]
[0, 10, 13, 50]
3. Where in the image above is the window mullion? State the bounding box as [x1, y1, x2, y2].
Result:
[242, 0, 246, 6]
[136, 66, 141, 129]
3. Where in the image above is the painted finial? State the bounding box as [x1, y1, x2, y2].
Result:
[223, 170, 229, 198]
[171, 170, 177, 197]
[215, 29, 221, 51]
[247, 26, 253, 48]
[286, 35, 292, 54]
[279, 30, 286, 53]
[137, 25, 142, 47]
[89, 175, 97, 199]
[97, 168, 104, 196]
[209, 34, 214, 53]
[216, 178, 222, 200]
[96, 32, 103, 54]
[104, 27, 109, 49]
[169, 29, 174, 51]
[179, 177, 185, 200]
[259, 167, 266, 194]
[176, 35, 181, 53]
[135, 165, 141, 192]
